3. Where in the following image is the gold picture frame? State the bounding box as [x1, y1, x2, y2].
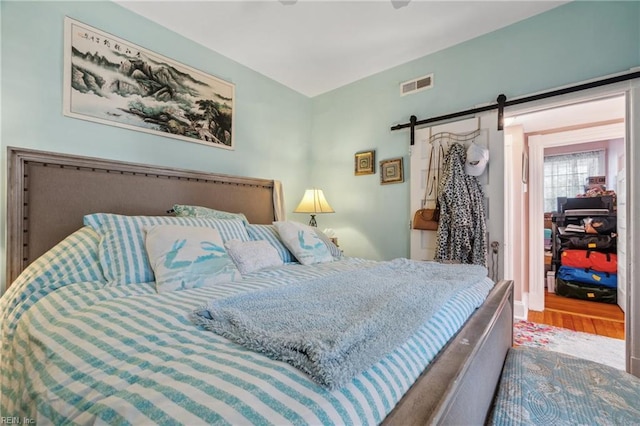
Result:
[380, 157, 404, 185]
[354, 150, 375, 175]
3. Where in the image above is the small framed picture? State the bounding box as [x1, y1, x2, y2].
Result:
[380, 157, 404, 185]
[355, 150, 375, 175]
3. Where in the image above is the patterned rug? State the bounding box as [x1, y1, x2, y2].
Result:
[514, 320, 625, 370]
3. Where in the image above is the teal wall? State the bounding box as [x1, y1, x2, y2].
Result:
[1, 1, 639, 289]
[311, 1, 640, 260]
[0, 1, 312, 290]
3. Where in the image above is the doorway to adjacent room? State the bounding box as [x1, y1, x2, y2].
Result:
[505, 94, 627, 369]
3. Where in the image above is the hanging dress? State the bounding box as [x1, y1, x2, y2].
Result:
[435, 142, 488, 266]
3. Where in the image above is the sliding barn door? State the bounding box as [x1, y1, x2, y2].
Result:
[409, 114, 504, 279]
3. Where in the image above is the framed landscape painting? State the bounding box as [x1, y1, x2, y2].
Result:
[63, 17, 235, 149]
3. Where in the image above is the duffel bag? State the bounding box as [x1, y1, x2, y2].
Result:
[589, 216, 616, 234]
[560, 234, 616, 251]
[561, 249, 617, 273]
[557, 266, 617, 288]
[555, 277, 617, 304]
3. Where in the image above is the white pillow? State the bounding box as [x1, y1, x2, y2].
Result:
[246, 224, 297, 263]
[224, 240, 284, 275]
[145, 225, 241, 293]
[273, 221, 334, 265]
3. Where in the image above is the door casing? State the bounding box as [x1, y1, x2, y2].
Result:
[503, 78, 637, 376]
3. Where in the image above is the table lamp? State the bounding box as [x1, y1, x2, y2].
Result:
[294, 189, 335, 227]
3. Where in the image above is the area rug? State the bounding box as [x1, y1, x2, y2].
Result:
[514, 320, 625, 370]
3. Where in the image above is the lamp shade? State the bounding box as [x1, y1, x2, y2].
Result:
[294, 189, 335, 214]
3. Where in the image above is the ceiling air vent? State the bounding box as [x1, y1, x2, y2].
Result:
[400, 73, 433, 96]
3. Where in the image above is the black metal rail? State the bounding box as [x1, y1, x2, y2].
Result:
[391, 70, 640, 145]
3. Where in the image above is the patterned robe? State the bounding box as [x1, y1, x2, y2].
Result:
[435, 143, 487, 266]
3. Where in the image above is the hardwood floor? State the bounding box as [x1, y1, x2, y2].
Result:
[527, 290, 625, 340]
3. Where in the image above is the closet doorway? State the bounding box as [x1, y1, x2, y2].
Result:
[505, 94, 628, 366]
[506, 95, 625, 314]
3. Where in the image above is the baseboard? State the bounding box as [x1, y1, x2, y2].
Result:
[514, 293, 528, 321]
[631, 356, 640, 378]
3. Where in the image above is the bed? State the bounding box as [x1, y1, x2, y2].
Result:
[2, 147, 514, 425]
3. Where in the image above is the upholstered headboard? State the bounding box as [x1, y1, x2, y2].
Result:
[6, 147, 277, 285]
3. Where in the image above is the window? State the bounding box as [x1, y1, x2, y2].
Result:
[543, 150, 605, 212]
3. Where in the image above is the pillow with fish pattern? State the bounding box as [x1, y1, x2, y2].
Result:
[273, 221, 333, 265]
[145, 224, 241, 293]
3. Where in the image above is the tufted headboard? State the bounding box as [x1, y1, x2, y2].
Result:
[6, 147, 277, 285]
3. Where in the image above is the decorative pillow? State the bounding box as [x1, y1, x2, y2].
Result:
[172, 204, 248, 224]
[273, 221, 334, 265]
[314, 229, 343, 259]
[145, 225, 241, 293]
[246, 224, 296, 263]
[224, 240, 284, 275]
[83, 213, 250, 286]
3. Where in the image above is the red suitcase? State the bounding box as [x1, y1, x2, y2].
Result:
[561, 249, 617, 273]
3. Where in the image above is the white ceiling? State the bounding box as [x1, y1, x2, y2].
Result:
[507, 96, 625, 133]
[116, 0, 568, 97]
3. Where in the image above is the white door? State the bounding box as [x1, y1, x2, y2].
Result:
[503, 127, 528, 319]
[617, 169, 627, 313]
[409, 114, 504, 280]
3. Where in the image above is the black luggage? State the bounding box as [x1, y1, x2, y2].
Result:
[560, 234, 616, 251]
[555, 277, 617, 304]
[588, 216, 616, 234]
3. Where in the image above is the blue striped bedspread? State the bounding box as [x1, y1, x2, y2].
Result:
[2, 258, 494, 425]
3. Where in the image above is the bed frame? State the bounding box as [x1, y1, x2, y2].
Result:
[6, 147, 276, 285]
[5, 146, 513, 425]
